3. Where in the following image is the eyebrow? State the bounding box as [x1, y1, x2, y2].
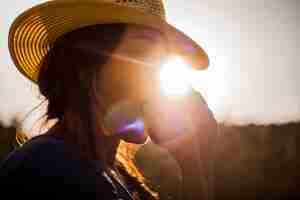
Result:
[128, 29, 166, 43]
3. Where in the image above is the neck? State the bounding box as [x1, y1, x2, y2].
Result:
[46, 119, 120, 169]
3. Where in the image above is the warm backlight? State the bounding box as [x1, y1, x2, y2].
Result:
[159, 56, 195, 97]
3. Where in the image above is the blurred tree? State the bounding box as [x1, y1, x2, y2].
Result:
[136, 122, 300, 200]
[214, 123, 300, 200]
[1, 117, 299, 199]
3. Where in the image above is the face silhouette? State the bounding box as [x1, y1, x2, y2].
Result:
[96, 24, 168, 144]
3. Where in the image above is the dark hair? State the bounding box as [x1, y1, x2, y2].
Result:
[38, 23, 159, 200]
[39, 24, 126, 120]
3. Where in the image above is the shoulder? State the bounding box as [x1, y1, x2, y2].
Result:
[0, 134, 116, 199]
[0, 134, 67, 172]
[0, 134, 98, 176]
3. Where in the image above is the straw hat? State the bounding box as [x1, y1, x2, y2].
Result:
[8, 0, 209, 83]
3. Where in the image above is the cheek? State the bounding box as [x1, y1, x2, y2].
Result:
[96, 55, 162, 106]
[96, 65, 128, 103]
[130, 67, 161, 99]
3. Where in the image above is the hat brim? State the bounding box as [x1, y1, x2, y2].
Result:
[9, 0, 209, 83]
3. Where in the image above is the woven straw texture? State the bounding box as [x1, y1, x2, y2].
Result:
[8, 0, 208, 83]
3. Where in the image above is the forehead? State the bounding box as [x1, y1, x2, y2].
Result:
[118, 24, 168, 54]
[115, 24, 169, 63]
[123, 24, 165, 39]
[62, 24, 168, 62]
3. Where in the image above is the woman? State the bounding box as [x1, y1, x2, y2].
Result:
[1, 0, 217, 200]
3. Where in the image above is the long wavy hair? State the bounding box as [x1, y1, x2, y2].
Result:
[36, 23, 160, 200]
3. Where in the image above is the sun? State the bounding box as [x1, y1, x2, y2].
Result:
[158, 55, 228, 116]
[159, 56, 195, 97]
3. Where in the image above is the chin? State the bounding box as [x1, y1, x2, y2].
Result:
[119, 132, 149, 145]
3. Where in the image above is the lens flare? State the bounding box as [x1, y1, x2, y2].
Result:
[159, 56, 194, 96]
[116, 118, 145, 135]
[103, 100, 145, 136]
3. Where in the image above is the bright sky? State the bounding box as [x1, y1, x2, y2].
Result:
[0, 0, 299, 133]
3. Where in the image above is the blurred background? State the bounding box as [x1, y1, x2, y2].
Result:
[1, 0, 299, 199]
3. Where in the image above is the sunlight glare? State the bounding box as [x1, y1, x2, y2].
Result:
[159, 56, 195, 97]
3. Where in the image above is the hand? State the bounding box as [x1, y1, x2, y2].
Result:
[143, 90, 218, 200]
[143, 90, 217, 152]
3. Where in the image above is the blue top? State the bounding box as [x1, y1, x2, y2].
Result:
[0, 134, 134, 200]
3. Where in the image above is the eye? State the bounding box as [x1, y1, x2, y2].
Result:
[114, 35, 167, 66]
[129, 50, 152, 61]
[115, 49, 162, 67]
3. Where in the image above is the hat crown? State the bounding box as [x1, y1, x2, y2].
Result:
[8, 0, 208, 83]
[103, 0, 166, 19]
